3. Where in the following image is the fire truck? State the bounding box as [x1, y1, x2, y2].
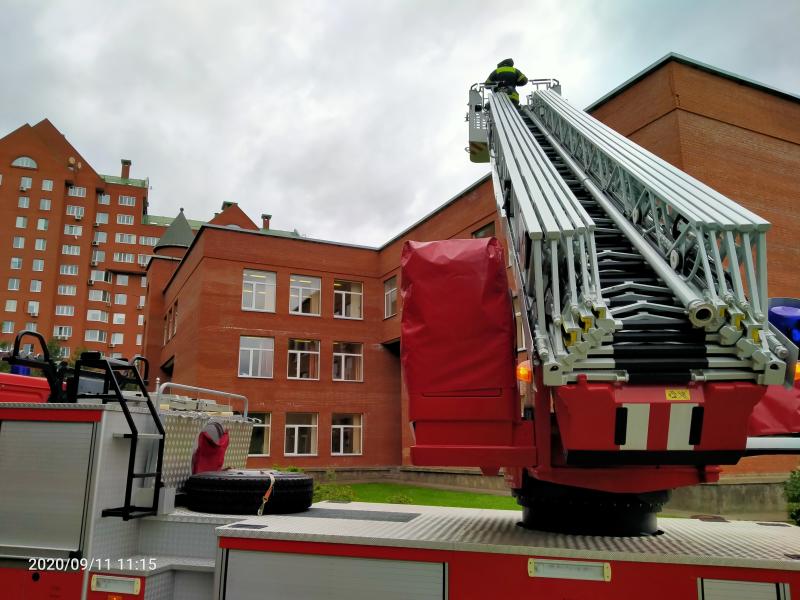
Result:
[2, 81, 800, 600]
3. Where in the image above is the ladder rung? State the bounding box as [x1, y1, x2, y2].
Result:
[132, 472, 160, 479]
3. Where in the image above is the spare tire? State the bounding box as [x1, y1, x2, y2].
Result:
[185, 469, 314, 515]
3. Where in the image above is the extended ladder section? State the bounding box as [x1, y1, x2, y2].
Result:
[477, 87, 786, 386]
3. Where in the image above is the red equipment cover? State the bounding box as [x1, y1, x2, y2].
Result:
[400, 238, 517, 396]
[192, 427, 230, 474]
[749, 383, 800, 436]
[0, 372, 50, 403]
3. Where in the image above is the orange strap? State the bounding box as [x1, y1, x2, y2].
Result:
[256, 472, 276, 516]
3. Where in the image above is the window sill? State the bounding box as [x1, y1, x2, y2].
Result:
[332, 379, 364, 383]
[284, 453, 318, 457]
[331, 453, 363, 456]
[288, 311, 321, 318]
[286, 376, 320, 381]
[383, 313, 397, 321]
[248, 453, 271, 458]
[333, 315, 364, 321]
[237, 375, 274, 379]
[241, 307, 276, 314]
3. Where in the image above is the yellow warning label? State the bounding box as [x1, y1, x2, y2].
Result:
[665, 389, 691, 401]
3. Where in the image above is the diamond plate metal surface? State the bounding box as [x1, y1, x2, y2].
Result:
[217, 502, 800, 571]
[143, 570, 174, 600]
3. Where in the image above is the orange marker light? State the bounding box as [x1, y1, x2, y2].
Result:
[107, 595, 124, 600]
[516, 360, 533, 383]
[794, 363, 800, 382]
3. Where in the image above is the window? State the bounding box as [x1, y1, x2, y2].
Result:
[139, 236, 158, 246]
[67, 186, 86, 197]
[384, 275, 398, 318]
[284, 413, 318, 456]
[10, 257, 22, 270]
[34, 238, 46, 251]
[139, 295, 146, 307]
[113, 252, 135, 263]
[472, 221, 496, 239]
[8, 278, 20, 291]
[118, 195, 136, 206]
[15, 216, 27, 229]
[25, 322, 37, 333]
[141, 277, 147, 288]
[5, 300, 17, 312]
[53, 325, 72, 339]
[332, 414, 363, 455]
[64, 224, 82, 235]
[92, 250, 105, 262]
[334, 280, 363, 319]
[116, 274, 129, 286]
[136, 333, 142, 345]
[55, 305, 75, 316]
[172, 301, 178, 336]
[138, 254, 152, 267]
[88, 289, 111, 302]
[238, 336, 274, 378]
[12, 236, 24, 249]
[66, 205, 84, 218]
[58, 284, 77, 296]
[289, 274, 321, 316]
[30, 280, 42, 293]
[113, 313, 125, 325]
[87, 309, 109, 323]
[115, 233, 136, 244]
[114, 293, 127, 305]
[37, 218, 48, 231]
[32, 259, 44, 272]
[27, 301, 39, 315]
[20, 176, 33, 190]
[91, 269, 111, 283]
[2, 321, 15, 334]
[287, 339, 320, 380]
[12, 156, 37, 169]
[97, 193, 110, 205]
[110, 333, 124, 345]
[117, 214, 134, 225]
[18, 196, 29, 208]
[59, 264, 78, 276]
[333, 342, 364, 382]
[84, 329, 107, 342]
[62, 244, 80, 255]
[93, 231, 107, 243]
[95, 212, 108, 224]
[41, 179, 53, 192]
[248, 412, 271, 456]
[39, 198, 51, 210]
[242, 270, 276, 312]
[137, 314, 144, 326]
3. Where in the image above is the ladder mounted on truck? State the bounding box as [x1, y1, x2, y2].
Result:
[468, 82, 788, 387]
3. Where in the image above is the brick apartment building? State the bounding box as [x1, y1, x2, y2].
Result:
[1, 53, 797, 474]
[0, 120, 203, 360]
[142, 182, 499, 469]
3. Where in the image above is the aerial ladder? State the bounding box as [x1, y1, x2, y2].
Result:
[400, 80, 800, 535]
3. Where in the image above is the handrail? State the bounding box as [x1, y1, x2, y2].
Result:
[157, 382, 249, 419]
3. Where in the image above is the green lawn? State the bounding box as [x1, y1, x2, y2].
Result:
[318, 482, 520, 510]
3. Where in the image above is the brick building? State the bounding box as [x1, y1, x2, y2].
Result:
[0, 120, 203, 360]
[143, 181, 499, 468]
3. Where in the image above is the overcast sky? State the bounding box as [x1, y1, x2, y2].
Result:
[1, 0, 798, 246]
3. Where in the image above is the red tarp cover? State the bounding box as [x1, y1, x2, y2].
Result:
[749, 383, 800, 436]
[400, 238, 517, 395]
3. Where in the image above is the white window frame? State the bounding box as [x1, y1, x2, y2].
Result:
[384, 275, 398, 318]
[10, 257, 22, 270]
[30, 280, 42, 293]
[332, 342, 364, 382]
[39, 198, 51, 210]
[248, 412, 271, 457]
[18, 196, 29, 208]
[118, 195, 136, 206]
[59, 264, 78, 276]
[284, 413, 318, 456]
[333, 280, 364, 320]
[7, 278, 20, 291]
[2, 321, 15, 334]
[117, 214, 134, 225]
[97, 193, 110, 205]
[241, 269, 276, 312]
[67, 186, 86, 197]
[15, 216, 27, 229]
[64, 224, 82, 236]
[331, 414, 363, 456]
[12, 236, 24, 249]
[41, 179, 53, 192]
[34, 238, 46, 251]
[238, 336, 274, 378]
[5, 300, 17, 312]
[287, 339, 320, 380]
[95, 212, 108, 224]
[55, 305, 75, 316]
[32, 259, 44, 272]
[289, 274, 321, 316]
[62, 244, 80, 256]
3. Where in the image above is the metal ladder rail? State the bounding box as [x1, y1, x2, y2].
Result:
[527, 93, 785, 383]
[488, 92, 615, 381]
[71, 354, 165, 520]
[530, 90, 772, 341]
[525, 109, 785, 385]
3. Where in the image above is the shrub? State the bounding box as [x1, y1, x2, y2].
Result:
[386, 493, 413, 504]
[314, 483, 356, 503]
[784, 470, 800, 524]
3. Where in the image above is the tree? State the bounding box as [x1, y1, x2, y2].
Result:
[45, 337, 62, 362]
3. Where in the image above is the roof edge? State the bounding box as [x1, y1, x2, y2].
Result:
[585, 52, 800, 113]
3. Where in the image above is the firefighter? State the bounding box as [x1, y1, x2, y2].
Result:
[485, 58, 529, 105]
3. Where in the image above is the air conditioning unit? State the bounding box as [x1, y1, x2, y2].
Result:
[104, 300, 111, 306]
[19, 185, 29, 192]
[109, 343, 116, 348]
[29, 312, 38, 317]
[137, 304, 144, 310]
[55, 334, 67, 341]
[90, 260, 98, 267]
[93, 222, 100, 228]
[75, 214, 83, 221]
[92, 241, 100, 247]
[88, 280, 95, 286]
